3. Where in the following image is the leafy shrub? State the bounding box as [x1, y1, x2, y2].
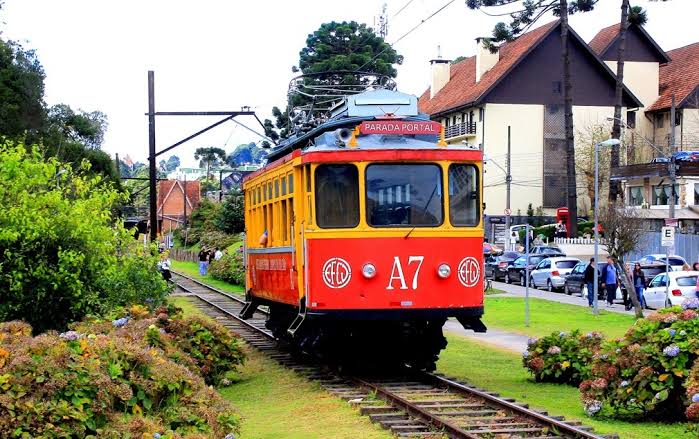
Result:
[209, 252, 245, 286]
[186, 199, 221, 246]
[0, 306, 243, 437]
[579, 301, 699, 420]
[199, 230, 238, 252]
[523, 330, 604, 385]
[215, 192, 245, 235]
[0, 144, 171, 332]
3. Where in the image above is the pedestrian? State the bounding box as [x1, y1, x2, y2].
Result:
[632, 263, 646, 309]
[693, 262, 699, 271]
[207, 248, 215, 265]
[583, 257, 598, 307]
[198, 248, 209, 276]
[158, 253, 172, 282]
[214, 247, 223, 261]
[554, 221, 563, 238]
[601, 256, 619, 307]
[559, 222, 567, 239]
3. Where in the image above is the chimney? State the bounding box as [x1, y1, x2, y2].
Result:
[430, 46, 451, 98]
[475, 37, 499, 82]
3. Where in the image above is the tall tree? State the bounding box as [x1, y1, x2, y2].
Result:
[267, 21, 403, 140]
[43, 104, 108, 150]
[609, 2, 649, 201]
[165, 155, 180, 172]
[227, 142, 268, 166]
[194, 147, 226, 177]
[0, 39, 45, 139]
[466, 0, 598, 236]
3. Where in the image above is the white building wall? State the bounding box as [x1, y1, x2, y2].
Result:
[482, 103, 544, 216]
[681, 109, 699, 150]
[604, 61, 659, 138]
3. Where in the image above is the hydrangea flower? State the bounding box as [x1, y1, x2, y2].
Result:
[159, 328, 167, 334]
[59, 331, 81, 341]
[221, 378, 232, 386]
[680, 330, 687, 336]
[547, 346, 561, 355]
[112, 317, 129, 328]
[224, 434, 236, 439]
[600, 354, 609, 360]
[586, 332, 594, 338]
[682, 298, 699, 310]
[527, 338, 538, 346]
[615, 348, 621, 353]
[663, 345, 680, 357]
[620, 380, 629, 387]
[153, 434, 161, 439]
[666, 328, 677, 337]
[584, 400, 602, 416]
[559, 331, 566, 337]
[522, 351, 530, 359]
[693, 394, 699, 404]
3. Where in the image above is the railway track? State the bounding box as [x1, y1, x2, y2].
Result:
[172, 272, 615, 439]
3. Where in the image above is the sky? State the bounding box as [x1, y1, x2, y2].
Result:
[2, 0, 698, 167]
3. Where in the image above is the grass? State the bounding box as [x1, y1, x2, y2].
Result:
[438, 334, 692, 439]
[482, 296, 636, 339]
[170, 260, 244, 295]
[169, 296, 390, 439]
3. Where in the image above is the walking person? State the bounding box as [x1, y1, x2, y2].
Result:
[632, 263, 646, 309]
[158, 253, 172, 283]
[601, 256, 619, 307]
[214, 247, 223, 261]
[198, 248, 209, 276]
[583, 258, 597, 307]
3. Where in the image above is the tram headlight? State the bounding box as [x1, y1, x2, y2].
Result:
[362, 263, 377, 279]
[437, 263, 451, 279]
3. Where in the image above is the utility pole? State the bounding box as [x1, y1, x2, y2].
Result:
[115, 153, 120, 178]
[505, 126, 512, 249]
[183, 174, 188, 247]
[669, 95, 677, 222]
[148, 71, 158, 243]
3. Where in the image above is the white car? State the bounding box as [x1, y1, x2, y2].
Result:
[643, 271, 699, 309]
[530, 257, 581, 292]
[639, 254, 687, 271]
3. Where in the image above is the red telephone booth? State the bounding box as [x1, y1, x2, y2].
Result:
[556, 207, 571, 238]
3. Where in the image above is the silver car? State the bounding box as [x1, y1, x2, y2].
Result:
[530, 257, 581, 292]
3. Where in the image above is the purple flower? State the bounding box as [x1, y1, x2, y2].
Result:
[112, 317, 129, 328]
[547, 346, 561, 355]
[559, 331, 566, 337]
[666, 328, 677, 337]
[522, 351, 530, 358]
[159, 328, 167, 334]
[620, 380, 629, 387]
[527, 337, 538, 346]
[663, 345, 680, 357]
[153, 434, 161, 439]
[584, 400, 602, 416]
[59, 331, 81, 341]
[692, 394, 699, 404]
[682, 298, 699, 310]
[224, 434, 236, 439]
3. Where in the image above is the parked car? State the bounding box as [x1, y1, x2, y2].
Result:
[673, 151, 699, 162]
[643, 271, 699, 309]
[485, 252, 521, 281]
[506, 254, 552, 286]
[565, 261, 661, 299]
[530, 257, 581, 292]
[639, 254, 687, 271]
[530, 245, 566, 256]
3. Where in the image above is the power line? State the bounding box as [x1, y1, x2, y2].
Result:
[392, 0, 416, 18]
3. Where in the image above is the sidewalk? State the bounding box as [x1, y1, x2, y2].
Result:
[444, 320, 529, 353]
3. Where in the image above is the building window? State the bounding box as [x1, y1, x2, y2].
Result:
[656, 113, 664, 128]
[628, 186, 645, 206]
[652, 184, 679, 205]
[627, 111, 636, 129]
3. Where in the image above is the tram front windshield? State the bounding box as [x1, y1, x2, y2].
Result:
[366, 164, 443, 227]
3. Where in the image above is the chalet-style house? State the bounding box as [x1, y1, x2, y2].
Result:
[418, 20, 642, 224]
[157, 180, 201, 234]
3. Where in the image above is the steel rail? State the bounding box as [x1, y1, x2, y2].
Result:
[425, 373, 606, 439]
[170, 271, 269, 316]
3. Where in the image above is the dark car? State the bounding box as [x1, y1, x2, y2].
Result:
[485, 251, 521, 281]
[530, 245, 566, 256]
[506, 254, 559, 286]
[564, 261, 664, 298]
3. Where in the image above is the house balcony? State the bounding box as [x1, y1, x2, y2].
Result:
[444, 121, 477, 140]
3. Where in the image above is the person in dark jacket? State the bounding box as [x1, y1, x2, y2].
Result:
[601, 256, 618, 307]
[632, 263, 646, 309]
[583, 258, 598, 307]
[198, 248, 209, 276]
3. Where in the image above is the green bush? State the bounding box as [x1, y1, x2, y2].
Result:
[0, 145, 171, 332]
[0, 306, 243, 438]
[215, 192, 245, 235]
[209, 252, 245, 286]
[523, 330, 604, 385]
[579, 300, 699, 420]
[199, 230, 238, 252]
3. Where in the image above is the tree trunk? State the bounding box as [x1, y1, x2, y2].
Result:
[610, 0, 629, 202]
[615, 259, 643, 318]
[560, 1, 578, 236]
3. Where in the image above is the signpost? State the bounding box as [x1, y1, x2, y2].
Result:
[661, 226, 675, 301]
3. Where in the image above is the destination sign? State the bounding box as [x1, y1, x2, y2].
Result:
[359, 120, 442, 135]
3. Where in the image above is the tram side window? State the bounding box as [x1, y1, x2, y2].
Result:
[315, 164, 359, 228]
[449, 164, 479, 226]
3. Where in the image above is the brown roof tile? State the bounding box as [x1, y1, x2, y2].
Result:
[158, 180, 201, 211]
[588, 23, 620, 55]
[418, 21, 558, 116]
[647, 42, 699, 112]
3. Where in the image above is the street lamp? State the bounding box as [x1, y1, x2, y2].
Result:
[593, 138, 621, 315]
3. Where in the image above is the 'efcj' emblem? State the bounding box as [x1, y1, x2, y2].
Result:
[457, 257, 480, 287]
[322, 257, 352, 289]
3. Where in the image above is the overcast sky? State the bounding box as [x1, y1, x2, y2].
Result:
[2, 0, 697, 167]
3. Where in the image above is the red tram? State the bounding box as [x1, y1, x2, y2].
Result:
[240, 85, 485, 370]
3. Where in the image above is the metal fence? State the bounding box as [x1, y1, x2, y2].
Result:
[626, 231, 699, 263]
